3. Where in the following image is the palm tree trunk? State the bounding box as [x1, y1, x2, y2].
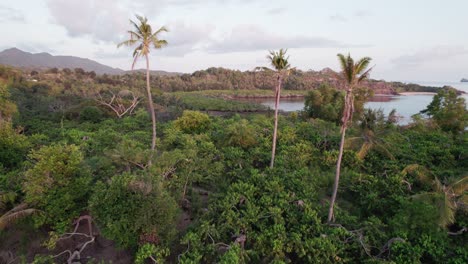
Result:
[328, 124, 347, 222]
[328, 89, 352, 222]
[270, 75, 282, 168]
[145, 54, 157, 166]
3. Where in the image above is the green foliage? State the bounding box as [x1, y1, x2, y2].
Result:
[224, 119, 258, 149]
[304, 84, 344, 123]
[23, 144, 91, 232]
[421, 87, 467, 134]
[174, 110, 211, 133]
[89, 173, 178, 250]
[172, 93, 266, 112]
[80, 106, 103, 123]
[179, 169, 344, 263]
[0, 83, 17, 121]
[304, 84, 371, 124]
[0, 121, 30, 169]
[135, 243, 170, 264]
[1, 65, 467, 262]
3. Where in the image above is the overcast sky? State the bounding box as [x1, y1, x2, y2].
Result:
[1, 0, 467, 81]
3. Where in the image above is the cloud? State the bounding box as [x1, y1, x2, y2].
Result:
[329, 14, 347, 22]
[267, 7, 287, 15]
[95, 21, 214, 58]
[46, 0, 170, 42]
[46, 0, 132, 42]
[354, 10, 371, 17]
[160, 22, 215, 56]
[0, 5, 25, 22]
[330, 10, 371, 22]
[392, 46, 468, 67]
[206, 25, 365, 53]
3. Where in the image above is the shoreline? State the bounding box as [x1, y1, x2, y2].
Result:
[398, 92, 437, 96]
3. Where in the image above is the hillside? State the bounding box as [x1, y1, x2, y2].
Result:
[0, 48, 124, 75]
[0, 48, 452, 95]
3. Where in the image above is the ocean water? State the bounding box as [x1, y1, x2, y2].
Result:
[237, 80, 468, 125]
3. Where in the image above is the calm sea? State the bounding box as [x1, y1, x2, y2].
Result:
[239, 81, 468, 125]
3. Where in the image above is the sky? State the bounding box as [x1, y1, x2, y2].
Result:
[0, 0, 467, 82]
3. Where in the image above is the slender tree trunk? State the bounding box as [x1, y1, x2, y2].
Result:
[270, 74, 282, 168]
[145, 54, 157, 166]
[328, 124, 347, 222]
[328, 89, 352, 222]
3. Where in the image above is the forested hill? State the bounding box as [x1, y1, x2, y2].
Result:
[0, 48, 451, 94]
[0, 48, 124, 75]
[17, 65, 452, 95]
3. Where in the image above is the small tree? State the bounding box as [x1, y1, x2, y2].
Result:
[421, 87, 467, 134]
[267, 49, 291, 168]
[23, 144, 91, 232]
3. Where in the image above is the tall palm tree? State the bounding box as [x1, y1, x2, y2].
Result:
[118, 15, 168, 166]
[267, 49, 291, 168]
[328, 53, 372, 222]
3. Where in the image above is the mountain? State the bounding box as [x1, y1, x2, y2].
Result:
[0, 48, 124, 75]
[461, 78, 468, 82]
[127, 69, 182, 76]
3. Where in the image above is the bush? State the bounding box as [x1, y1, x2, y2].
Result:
[174, 110, 211, 134]
[23, 144, 91, 232]
[80, 106, 103, 123]
[89, 173, 179, 250]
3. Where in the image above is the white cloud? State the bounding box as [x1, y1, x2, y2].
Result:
[0, 5, 25, 22]
[160, 22, 215, 56]
[392, 46, 468, 67]
[206, 25, 365, 53]
[329, 14, 347, 22]
[267, 7, 287, 15]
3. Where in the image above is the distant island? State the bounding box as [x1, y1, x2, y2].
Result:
[461, 78, 468, 82]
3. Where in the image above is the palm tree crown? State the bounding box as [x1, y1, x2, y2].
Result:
[117, 15, 168, 69]
[337, 53, 372, 88]
[268, 49, 291, 72]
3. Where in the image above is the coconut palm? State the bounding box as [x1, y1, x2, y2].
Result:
[402, 164, 468, 227]
[267, 49, 291, 168]
[118, 15, 168, 166]
[328, 54, 372, 222]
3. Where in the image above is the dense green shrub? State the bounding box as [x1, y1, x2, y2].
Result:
[80, 106, 103, 123]
[89, 173, 179, 250]
[23, 144, 91, 232]
[174, 110, 211, 133]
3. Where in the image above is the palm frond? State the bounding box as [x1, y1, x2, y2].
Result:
[357, 142, 372, 160]
[357, 66, 373, 83]
[0, 205, 40, 230]
[450, 176, 468, 196]
[117, 39, 138, 48]
[440, 193, 456, 227]
[337, 53, 347, 72]
[131, 52, 140, 70]
[128, 30, 142, 41]
[402, 164, 434, 184]
[152, 39, 168, 49]
[355, 57, 372, 74]
[129, 19, 142, 35]
[153, 26, 169, 35]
